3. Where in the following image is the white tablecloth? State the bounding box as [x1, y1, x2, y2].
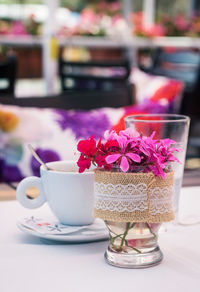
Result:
[0, 187, 200, 292]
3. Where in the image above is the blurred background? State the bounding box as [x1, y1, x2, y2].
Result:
[1, 0, 200, 186]
[0, 0, 200, 96]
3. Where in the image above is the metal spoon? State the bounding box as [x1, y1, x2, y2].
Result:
[27, 144, 53, 171]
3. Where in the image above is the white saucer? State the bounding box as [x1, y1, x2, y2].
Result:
[17, 216, 109, 243]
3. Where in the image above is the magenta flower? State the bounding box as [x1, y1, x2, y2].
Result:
[105, 135, 141, 172]
[119, 128, 140, 139]
[76, 127, 182, 177]
[104, 130, 118, 141]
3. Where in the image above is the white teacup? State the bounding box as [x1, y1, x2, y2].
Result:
[16, 161, 94, 225]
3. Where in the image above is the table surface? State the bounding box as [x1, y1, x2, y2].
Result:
[0, 186, 200, 292]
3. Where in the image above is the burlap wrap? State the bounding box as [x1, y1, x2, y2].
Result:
[94, 169, 174, 223]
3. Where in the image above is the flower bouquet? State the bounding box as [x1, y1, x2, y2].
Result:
[76, 128, 181, 268]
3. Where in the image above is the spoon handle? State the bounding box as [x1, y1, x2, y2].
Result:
[27, 144, 50, 171]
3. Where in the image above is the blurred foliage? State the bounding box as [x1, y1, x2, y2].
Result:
[60, 0, 122, 12]
[0, 45, 7, 58]
[60, 0, 89, 11]
[157, 0, 191, 17]
[0, 0, 199, 16]
[131, 0, 143, 12]
[0, 0, 43, 3]
[0, 0, 121, 10]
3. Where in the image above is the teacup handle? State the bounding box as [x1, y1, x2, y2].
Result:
[16, 176, 46, 209]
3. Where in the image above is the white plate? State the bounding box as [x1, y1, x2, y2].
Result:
[17, 216, 109, 243]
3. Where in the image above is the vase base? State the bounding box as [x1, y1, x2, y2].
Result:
[104, 246, 163, 269]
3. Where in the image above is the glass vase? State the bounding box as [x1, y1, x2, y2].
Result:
[104, 221, 163, 268]
[94, 168, 174, 268]
[125, 114, 190, 222]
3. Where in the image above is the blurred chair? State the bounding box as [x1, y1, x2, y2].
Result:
[145, 48, 200, 116]
[0, 55, 17, 96]
[59, 58, 133, 105]
[140, 48, 200, 160]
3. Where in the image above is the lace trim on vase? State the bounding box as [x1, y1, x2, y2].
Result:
[149, 186, 174, 215]
[94, 182, 173, 214]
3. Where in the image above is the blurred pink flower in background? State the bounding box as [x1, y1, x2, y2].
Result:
[143, 24, 165, 37]
[109, 2, 122, 14]
[174, 14, 189, 31]
[132, 12, 165, 37]
[97, 1, 108, 12]
[80, 8, 100, 25]
[10, 21, 27, 36]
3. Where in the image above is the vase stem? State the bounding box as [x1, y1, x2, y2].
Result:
[120, 222, 131, 248]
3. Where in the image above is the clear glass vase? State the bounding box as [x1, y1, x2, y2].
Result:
[125, 114, 190, 224]
[104, 221, 163, 268]
[94, 167, 174, 268]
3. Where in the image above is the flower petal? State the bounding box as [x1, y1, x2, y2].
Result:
[104, 130, 118, 141]
[120, 156, 129, 172]
[168, 154, 181, 163]
[117, 136, 129, 151]
[119, 128, 138, 138]
[161, 138, 176, 147]
[169, 147, 182, 153]
[77, 137, 96, 156]
[126, 152, 141, 163]
[105, 154, 121, 164]
[77, 155, 91, 173]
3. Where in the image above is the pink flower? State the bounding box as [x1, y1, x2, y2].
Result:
[11, 21, 27, 36]
[76, 128, 182, 177]
[145, 24, 165, 37]
[110, 2, 121, 12]
[80, 9, 99, 25]
[77, 136, 97, 157]
[77, 136, 98, 173]
[174, 15, 189, 31]
[106, 135, 141, 172]
[119, 128, 139, 138]
[77, 154, 91, 173]
[104, 130, 118, 141]
[148, 162, 166, 178]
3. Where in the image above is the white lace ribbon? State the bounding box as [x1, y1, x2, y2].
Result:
[149, 186, 174, 215]
[94, 182, 173, 214]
